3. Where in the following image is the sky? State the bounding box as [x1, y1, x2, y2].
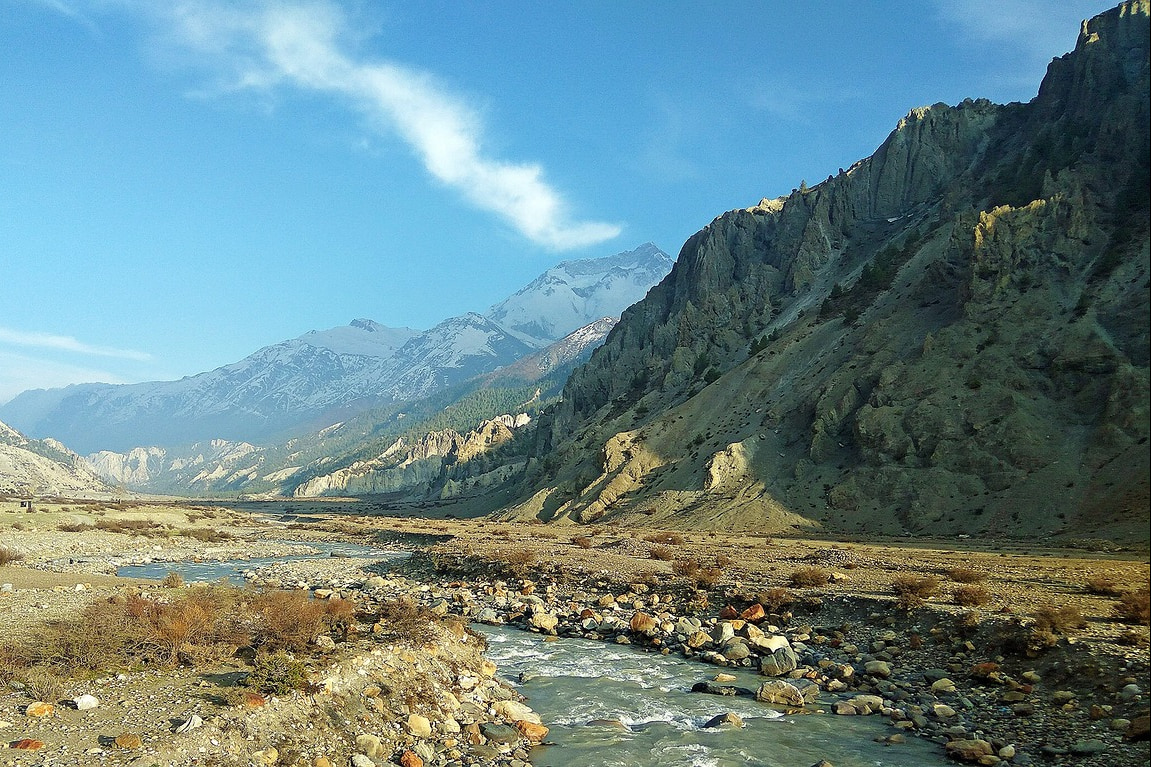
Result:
[0, 0, 1118, 404]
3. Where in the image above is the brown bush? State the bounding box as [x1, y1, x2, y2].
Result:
[756, 587, 794, 612]
[953, 585, 991, 607]
[1085, 576, 1124, 597]
[250, 591, 330, 651]
[715, 553, 734, 568]
[672, 558, 701, 579]
[1114, 587, 1150, 625]
[643, 531, 684, 546]
[693, 567, 723, 589]
[947, 567, 987, 584]
[892, 574, 940, 608]
[496, 549, 536, 577]
[789, 567, 831, 588]
[571, 536, 593, 549]
[649, 545, 675, 561]
[0, 546, 25, 565]
[57, 522, 94, 533]
[373, 598, 437, 644]
[179, 528, 234, 543]
[94, 518, 165, 536]
[1032, 605, 1086, 638]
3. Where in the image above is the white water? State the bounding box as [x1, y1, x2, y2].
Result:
[479, 625, 950, 767]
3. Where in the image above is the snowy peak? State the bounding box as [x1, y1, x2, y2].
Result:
[486, 243, 673, 345]
[297, 320, 419, 358]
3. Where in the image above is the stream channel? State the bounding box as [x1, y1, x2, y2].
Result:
[119, 546, 951, 767]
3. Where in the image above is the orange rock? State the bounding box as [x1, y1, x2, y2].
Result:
[718, 605, 739, 619]
[10, 739, 45, 750]
[629, 611, 658, 634]
[24, 702, 54, 718]
[515, 720, 550, 741]
[114, 733, 143, 750]
[399, 750, 423, 767]
[740, 604, 766, 622]
[242, 692, 267, 708]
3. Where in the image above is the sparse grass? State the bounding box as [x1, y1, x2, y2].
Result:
[789, 567, 832, 588]
[947, 567, 987, 584]
[20, 667, 65, 702]
[495, 549, 536, 577]
[715, 553, 734, 568]
[1114, 587, 1150, 626]
[57, 522, 94, 533]
[953, 584, 991, 607]
[892, 574, 940, 608]
[0, 546, 26, 565]
[649, 545, 675, 561]
[571, 536, 593, 549]
[94, 518, 166, 536]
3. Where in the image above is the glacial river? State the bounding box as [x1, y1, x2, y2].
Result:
[119, 546, 950, 766]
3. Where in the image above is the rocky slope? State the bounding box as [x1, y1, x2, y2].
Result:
[492, 2, 1150, 544]
[0, 248, 671, 455]
[0, 419, 112, 497]
[86, 319, 618, 498]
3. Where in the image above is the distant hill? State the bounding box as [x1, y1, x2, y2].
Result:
[0, 419, 112, 498]
[0, 246, 671, 454]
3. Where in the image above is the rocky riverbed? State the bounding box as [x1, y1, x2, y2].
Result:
[1, 500, 1148, 766]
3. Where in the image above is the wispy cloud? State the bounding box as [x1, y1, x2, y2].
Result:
[0, 327, 151, 361]
[52, 0, 620, 250]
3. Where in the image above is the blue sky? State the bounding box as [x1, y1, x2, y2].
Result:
[0, 0, 1116, 404]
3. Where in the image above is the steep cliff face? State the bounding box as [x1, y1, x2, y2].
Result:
[507, 2, 1149, 543]
[0, 420, 112, 497]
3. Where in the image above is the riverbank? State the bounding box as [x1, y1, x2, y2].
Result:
[1, 499, 1148, 766]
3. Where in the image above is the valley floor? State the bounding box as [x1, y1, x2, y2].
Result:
[0, 498, 1148, 766]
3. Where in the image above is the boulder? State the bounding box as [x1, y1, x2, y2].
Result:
[759, 646, 799, 677]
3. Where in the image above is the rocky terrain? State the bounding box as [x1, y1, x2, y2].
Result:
[0, 420, 111, 498]
[462, 1, 1151, 545]
[1, 499, 1147, 766]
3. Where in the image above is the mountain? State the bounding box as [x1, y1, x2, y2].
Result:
[0, 247, 672, 454]
[487, 2, 1149, 544]
[487, 243, 674, 345]
[85, 318, 621, 497]
[0, 420, 112, 497]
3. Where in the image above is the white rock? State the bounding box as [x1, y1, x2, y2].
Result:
[73, 694, 100, 711]
[175, 714, 203, 733]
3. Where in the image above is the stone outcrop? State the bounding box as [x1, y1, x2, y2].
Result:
[504, 2, 1150, 542]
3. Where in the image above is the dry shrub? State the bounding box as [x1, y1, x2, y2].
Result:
[892, 574, 940, 608]
[19, 667, 65, 702]
[1085, 576, 1124, 597]
[0, 546, 25, 565]
[643, 531, 684, 546]
[1115, 587, 1150, 625]
[757, 587, 794, 612]
[161, 571, 185, 589]
[250, 591, 331, 651]
[374, 598, 437, 644]
[672, 558, 701, 579]
[953, 585, 991, 607]
[571, 536, 593, 549]
[57, 522, 93, 533]
[649, 545, 675, 561]
[693, 566, 723, 589]
[715, 553, 734, 568]
[95, 518, 165, 536]
[947, 567, 987, 584]
[789, 567, 831, 588]
[1028, 605, 1087, 648]
[496, 549, 536, 577]
[179, 528, 234, 543]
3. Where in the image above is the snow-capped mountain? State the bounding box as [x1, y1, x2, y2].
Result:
[0, 245, 673, 454]
[487, 243, 672, 345]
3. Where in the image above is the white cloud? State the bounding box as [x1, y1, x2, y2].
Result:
[0, 327, 151, 361]
[133, 0, 621, 250]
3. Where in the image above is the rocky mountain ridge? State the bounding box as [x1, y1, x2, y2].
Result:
[0, 246, 671, 454]
[487, 1, 1150, 543]
[0, 419, 112, 497]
